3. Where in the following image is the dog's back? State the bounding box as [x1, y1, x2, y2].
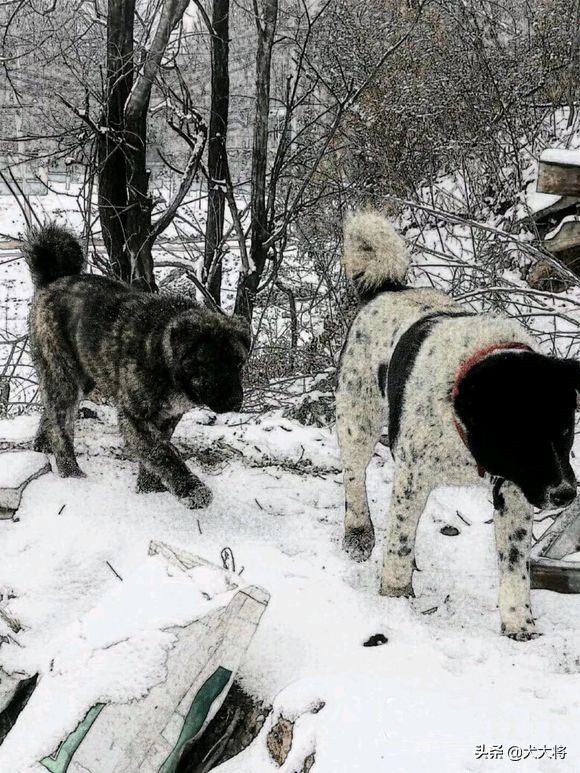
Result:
[24, 226, 201, 403]
[337, 212, 535, 454]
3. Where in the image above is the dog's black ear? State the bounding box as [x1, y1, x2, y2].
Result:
[560, 358, 580, 409]
[453, 380, 485, 430]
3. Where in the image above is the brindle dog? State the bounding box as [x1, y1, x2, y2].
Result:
[24, 224, 249, 509]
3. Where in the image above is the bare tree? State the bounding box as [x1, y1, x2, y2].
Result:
[1, 0, 207, 289]
[199, 0, 231, 303]
[98, 0, 196, 288]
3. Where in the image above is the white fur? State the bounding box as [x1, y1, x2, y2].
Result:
[343, 211, 409, 291]
[336, 221, 541, 640]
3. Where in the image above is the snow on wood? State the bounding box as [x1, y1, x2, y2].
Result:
[544, 215, 580, 253]
[563, 552, 580, 563]
[526, 191, 578, 221]
[0, 451, 51, 517]
[541, 148, 580, 166]
[538, 149, 580, 196]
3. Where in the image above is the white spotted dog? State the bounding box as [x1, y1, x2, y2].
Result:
[336, 211, 580, 640]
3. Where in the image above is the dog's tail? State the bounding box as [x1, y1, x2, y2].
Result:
[343, 210, 410, 299]
[23, 223, 84, 289]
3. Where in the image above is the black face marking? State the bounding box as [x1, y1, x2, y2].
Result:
[377, 363, 388, 397]
[454, 352, 580, 509]
[387, 312, 475, 452]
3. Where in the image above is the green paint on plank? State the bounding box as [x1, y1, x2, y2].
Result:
[41, 703, 105, 773]
[159, 666, 232, 773]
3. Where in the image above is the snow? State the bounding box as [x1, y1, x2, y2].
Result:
[540, 148, 580, 166]
[1, 407, 580, 772]
[525, 191, 562, 215]
[0, 451, 48, 490]
[0, 415, 38, 443]
[563, 552, 580, 563]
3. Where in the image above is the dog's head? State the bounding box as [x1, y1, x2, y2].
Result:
[454, 351, 580, 510]
[169, 311, 250, 413]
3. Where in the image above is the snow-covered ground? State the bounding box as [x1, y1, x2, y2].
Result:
[1, 405, 580, 771]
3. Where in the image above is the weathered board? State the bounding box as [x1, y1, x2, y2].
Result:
[531, 194, 578, 223]
[531, 499, 580, 594]
[38, 542, 269, 773]
[544, 217, 580, 254]
[537, 149, 580, 196]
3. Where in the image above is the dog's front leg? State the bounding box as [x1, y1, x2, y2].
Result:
[492, 479, 537, 641]
[136, 415, 181, 493]
[380, 463, 430, 597]
[336, 389, 383, 562]
[118, 410, 212, 509]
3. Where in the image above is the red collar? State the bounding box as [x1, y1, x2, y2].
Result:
[451, 342, 532, 477]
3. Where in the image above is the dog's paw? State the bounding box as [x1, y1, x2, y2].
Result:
[180, 482, 213, 509]
[504, 628, 540, 642]
[343, 526, 375, 562]
[379, 581, 415, 598]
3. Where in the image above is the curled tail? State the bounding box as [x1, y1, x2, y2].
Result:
[343, 211, 410, 299]
[23, 223, 84, 289]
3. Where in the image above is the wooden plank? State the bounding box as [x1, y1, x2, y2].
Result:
[531, 557, 580, 594]
[538, 151, 580, 196]
[544, 218, 580, 254]
[531, 498, 580, 593]
[530, 194, 578, 222]
[531, 500, 580, 560]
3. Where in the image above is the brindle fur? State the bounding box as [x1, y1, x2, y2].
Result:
[25, 224, 249, 509]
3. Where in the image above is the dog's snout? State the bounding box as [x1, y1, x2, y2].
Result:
[230, 394, 243, 412]
[218, 390, 243, 413]
[548, 482, 577, 509]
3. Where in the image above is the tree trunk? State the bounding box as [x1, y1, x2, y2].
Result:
[98, 0, 134, 283]
[235, 0, 278, 321]
[204, 0, 230, 304]
[125, 90, 156, 290]
[98, 0, 191, 290]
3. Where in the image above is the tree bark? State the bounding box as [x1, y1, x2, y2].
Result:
[235, 0, 278, 321]
[98, 0, 191, 290]
[204, 0, 230, 304]
[98, 0, 134, 283]
[125, 85, 155, 289]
